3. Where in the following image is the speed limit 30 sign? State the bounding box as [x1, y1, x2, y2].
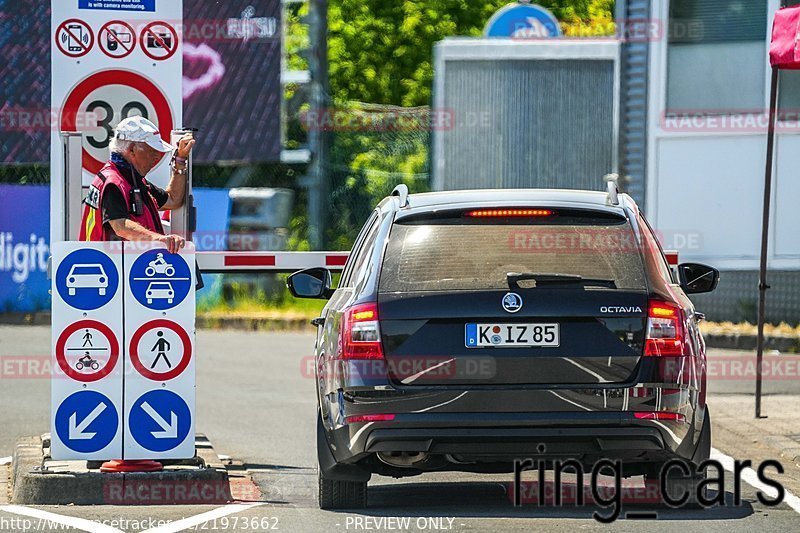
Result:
[60, 70, 174, 175]
[51, 0, 182, 190]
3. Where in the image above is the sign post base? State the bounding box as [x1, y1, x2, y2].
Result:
[100, 459, 163, 472]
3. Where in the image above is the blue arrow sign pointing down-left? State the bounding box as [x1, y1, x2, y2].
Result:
[69, 402, 107, 440]
[55, 391, 118, 453]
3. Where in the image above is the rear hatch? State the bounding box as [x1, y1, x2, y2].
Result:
[377, 207, 649, 387]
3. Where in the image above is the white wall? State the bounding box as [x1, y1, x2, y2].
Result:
[646, 0, 800, 270]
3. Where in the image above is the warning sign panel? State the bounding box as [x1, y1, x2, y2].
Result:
[51, 0, 182, 189]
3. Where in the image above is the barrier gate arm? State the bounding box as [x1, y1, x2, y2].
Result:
[195, 251, 349, 274]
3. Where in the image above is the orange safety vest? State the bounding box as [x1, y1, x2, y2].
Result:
[79, 160, 164, 241]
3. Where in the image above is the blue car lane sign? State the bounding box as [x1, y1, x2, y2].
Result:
[484, 3, 562, 38]
[55, 248, 119, 311]
[54, 390, 119, 454]
[129, 389, 192, 452]
[129, 249, 192, 310]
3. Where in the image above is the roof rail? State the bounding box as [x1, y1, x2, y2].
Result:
[604, 173, 620, 206]
[391, 183, 409, 208]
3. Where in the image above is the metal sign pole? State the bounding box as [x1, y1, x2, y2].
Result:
[51, 132, 84, 246]
[168, 129, 196, 242]
[755, 66, 779, 419]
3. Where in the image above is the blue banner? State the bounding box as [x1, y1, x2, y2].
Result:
[0, 186, 230, 313]
[0, 185, 50, 313]
[78, 0, 156, 12]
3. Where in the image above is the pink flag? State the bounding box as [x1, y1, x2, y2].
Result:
[770, 6, 800, 69]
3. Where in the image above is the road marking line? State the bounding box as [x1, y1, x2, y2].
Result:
[140, 503, 264, 533]
[0, 505, 123, 533]
[0, 456, 10, 466]
[711, 447, 800, 514]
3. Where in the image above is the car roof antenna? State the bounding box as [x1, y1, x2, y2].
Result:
[392, 183, 409, 208]
[604, 173, 620, 206]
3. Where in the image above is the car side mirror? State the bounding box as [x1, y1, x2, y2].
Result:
[287, 268, 334, 299]
[678, 263, 719, 294]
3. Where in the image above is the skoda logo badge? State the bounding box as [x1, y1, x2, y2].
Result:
[502, 292, 523, 313]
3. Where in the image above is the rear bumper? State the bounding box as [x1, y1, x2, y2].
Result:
[364, 427, 666, 456]
[329, 411, 695, 468]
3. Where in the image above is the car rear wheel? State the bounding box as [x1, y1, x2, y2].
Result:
[647, 409, 712, 510]
[317, 414, 367, 510]
[318, 469, 367, 510]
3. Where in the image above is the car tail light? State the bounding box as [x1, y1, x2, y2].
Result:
[633, 411, 686, 422]
[464, 209, 554, 218]
[345, 414, 395, 423]
[644, 300, 685, 356]
[340, 302, 384, 360]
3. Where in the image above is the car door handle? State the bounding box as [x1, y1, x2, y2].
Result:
[311, 317, 325, 327]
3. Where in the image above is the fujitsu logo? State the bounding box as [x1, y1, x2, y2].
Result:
[600, 306, 643, 313]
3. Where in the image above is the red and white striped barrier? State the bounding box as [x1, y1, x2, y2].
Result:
[195, 251, 350, 273]
[664, 250, 679, 266]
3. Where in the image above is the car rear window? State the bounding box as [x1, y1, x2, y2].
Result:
[379, 212, 647, 292]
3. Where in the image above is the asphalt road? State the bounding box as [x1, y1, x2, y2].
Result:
[1, 326, 799, 532]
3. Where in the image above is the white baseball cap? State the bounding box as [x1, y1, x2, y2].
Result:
[114, 116, 175, 153]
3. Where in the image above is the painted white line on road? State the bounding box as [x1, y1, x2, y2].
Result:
[140, 503, 264, 533]
[0, 456, 10, 466]
[711, 447, 800, 514]
[0, 505, 123, 533]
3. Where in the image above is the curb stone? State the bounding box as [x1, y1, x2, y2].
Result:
[10, 433, 229, 505]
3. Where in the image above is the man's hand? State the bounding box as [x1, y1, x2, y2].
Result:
[158, 234, 186, 254]
[176, 134, 196, 159]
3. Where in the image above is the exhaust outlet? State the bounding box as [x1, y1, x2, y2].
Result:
[377, 451, 429, 468]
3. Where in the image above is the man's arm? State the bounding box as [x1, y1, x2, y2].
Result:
[160, 134, 196, 211]
[108, 218, 185, 253]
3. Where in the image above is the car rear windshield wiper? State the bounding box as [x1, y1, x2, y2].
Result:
[507, 272, 617, 289]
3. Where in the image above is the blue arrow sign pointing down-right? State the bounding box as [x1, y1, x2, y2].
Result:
[129, 390, 191, 452]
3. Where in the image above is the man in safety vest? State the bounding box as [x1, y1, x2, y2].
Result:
[79, 116, 195, 253]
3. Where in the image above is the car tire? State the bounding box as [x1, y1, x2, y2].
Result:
[69, 288, 75, 296]
[99, 288, 106, 296]
[648, 410, 712, 510]
[317, 414, 367, 510]
[318, 465, 367, 510]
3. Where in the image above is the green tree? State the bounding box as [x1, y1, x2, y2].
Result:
[288, 1, 617, 248]
[328, 1, 615, 106]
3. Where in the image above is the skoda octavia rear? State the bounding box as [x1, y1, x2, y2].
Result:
[288, 186, 719, 509]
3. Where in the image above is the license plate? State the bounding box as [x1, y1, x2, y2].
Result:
[465, 323, 559, 348]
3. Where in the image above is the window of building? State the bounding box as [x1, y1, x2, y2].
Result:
[667, 0, 768, 113]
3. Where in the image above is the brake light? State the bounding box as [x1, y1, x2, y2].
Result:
[340, 302, 384, 360]
[633, 411, 686, 422]
[464, 209, 554, 218]
[644, 300, 685, 356]
[345, 414, 395, 423]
